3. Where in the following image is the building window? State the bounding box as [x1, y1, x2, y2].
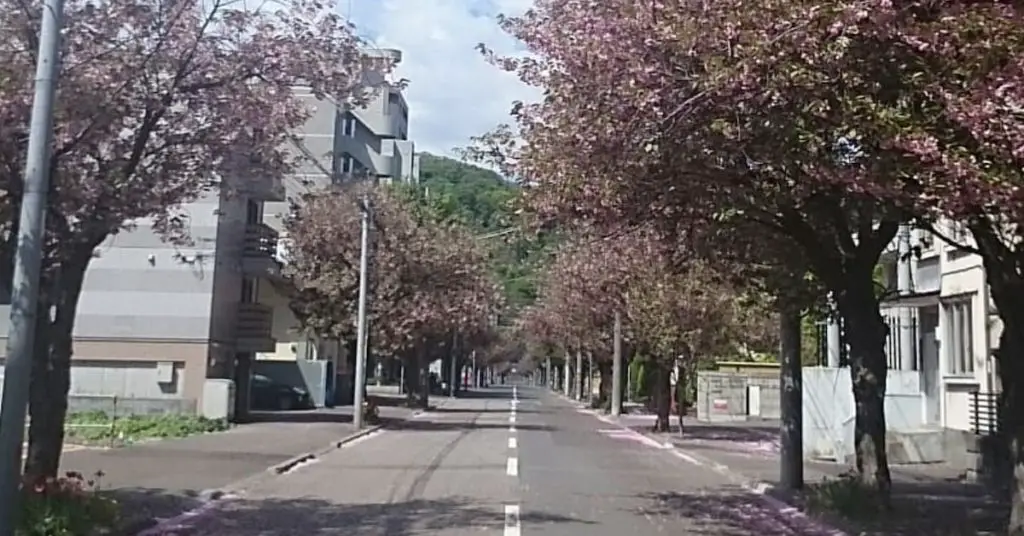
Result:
[341, 116, 356, 137]
[241, 277, 259, 304]
[943, 298, 973, 376]
[341, 155, 355, 173]
[245, 200, 262, 225]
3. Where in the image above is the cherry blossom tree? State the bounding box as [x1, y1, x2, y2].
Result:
[857, 6, 1024, 528]
[285, 183, 503, 408]
[521, 227, 770, 423]
[475, 0, 939, 494]
[623, 258, 747, 432]
[0, 0, 373, 477]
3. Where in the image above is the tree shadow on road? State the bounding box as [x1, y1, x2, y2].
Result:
[765, 480, 1006, 535]
[452, 389, 518, 401]
[429, 407, 541, 415]
[173, 495, 593, 535]
[245, 409, 355, 424]
[382, 419, 554, 432]
[634, 487, 835, 536]
[104, 487, 206, 534]
[634, 486, 1005, 536]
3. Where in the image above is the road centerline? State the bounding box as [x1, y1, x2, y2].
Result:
[506, 456, 519, 476]
[504, 504, 522, 536]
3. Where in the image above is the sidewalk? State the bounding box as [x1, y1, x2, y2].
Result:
[609, 415, 1005, 535]
[62, 395, 423, 533]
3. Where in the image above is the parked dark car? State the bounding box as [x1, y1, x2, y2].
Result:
[251, 374, 313, 411]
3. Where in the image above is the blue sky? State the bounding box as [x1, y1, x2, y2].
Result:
[345, 0, 541, 158]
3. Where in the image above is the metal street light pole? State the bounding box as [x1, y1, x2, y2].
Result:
[352, 194, 371, 429]
[0, 0, 65, 531]
[0, 0, 66, 531]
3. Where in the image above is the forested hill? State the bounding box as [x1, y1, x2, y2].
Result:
[417, 153, 515, 232]
[417, 153, 553, 316]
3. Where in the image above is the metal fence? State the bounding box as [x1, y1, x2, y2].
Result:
[969, 390, 1000, 436]
[884, 316, 919, 370]
[25, 395, 121, 448]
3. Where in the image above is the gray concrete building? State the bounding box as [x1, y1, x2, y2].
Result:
[256, 48, 420, 410]
[0, 48, 419, 418]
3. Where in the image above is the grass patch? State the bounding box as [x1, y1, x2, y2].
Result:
[804, 472, 888, 520]
[65, 412, 229, 446]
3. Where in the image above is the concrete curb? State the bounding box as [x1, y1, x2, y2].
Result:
[134, 424, 387, 536]
[269, 424, 384, 474]
[583, 410, 847, 536]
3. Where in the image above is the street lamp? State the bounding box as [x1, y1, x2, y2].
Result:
[352, 193, 372, 429]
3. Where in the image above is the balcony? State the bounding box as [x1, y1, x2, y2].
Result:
[236, 303, 275, 353]
[242, 223, 282, 280]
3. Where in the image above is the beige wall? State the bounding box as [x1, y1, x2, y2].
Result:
[0, 338, 209, 404]
[256, 283, 303, 361]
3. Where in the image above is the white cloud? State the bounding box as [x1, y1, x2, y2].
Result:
[347, 0, 541, 158]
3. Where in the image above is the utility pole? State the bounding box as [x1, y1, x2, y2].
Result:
[0, 0, 65, 531]
[352, 194, 371, 429]
[896, 224, 915, 371]
[471, 350, 477, 388]
[563, 353, 571, 397]
[587, 352, 594, 403]
[826, 293, 842, 367]
[779, 302, 804, 490]
[611, 310, 624, 416]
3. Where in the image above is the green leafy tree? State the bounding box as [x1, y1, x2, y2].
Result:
[411, 153, 557, 315]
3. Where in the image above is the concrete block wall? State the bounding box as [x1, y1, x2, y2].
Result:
[696, 370, 753, 422]
[746, 375, 781, 419]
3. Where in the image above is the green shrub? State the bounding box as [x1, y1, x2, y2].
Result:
[628, 360, 647, 400]
[18, 471, 119, 536]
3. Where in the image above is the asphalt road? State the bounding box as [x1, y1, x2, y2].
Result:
[171, 383, 835, 536]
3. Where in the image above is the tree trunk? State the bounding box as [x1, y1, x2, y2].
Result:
[416, 348, 429, 410]
[837, 280, 892, 497]
[599, 361, 612, 407]
[675, 361, 687, 434]
[1003, 326, 1024, 535]
[653, 363, 671, 433]
[234, 354, 254, 421]
[404, 354, 420, 407]
[971, 227, 1024, 534]
[25, 256, 89, 479]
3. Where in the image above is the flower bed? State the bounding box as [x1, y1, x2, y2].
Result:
[18, 471, 119, 536]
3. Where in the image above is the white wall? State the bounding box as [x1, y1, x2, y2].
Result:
[803, 367, 925, 462]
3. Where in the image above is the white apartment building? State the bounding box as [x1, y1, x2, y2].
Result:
[877, 221, 1002, 432]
